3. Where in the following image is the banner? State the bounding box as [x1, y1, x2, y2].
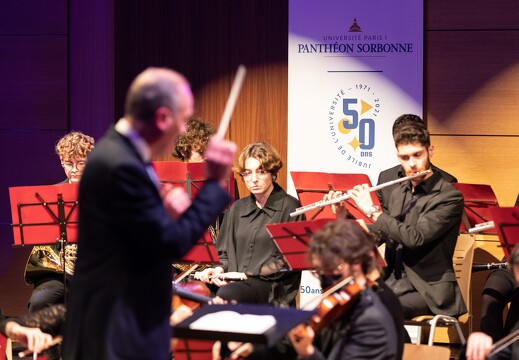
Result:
[287, 0, 424, 194]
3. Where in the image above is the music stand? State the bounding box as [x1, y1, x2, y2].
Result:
[290, 171, 379, 222]
[153, 161, 235, 266]
[9, 183, 79, 289]
[173, 303, 315, 346]
[452, 183, 499, 234]
[266, 219, 386, 271]
[265, 219, 333, 270]
[9, 183, 79, 247]
[489, 207, 519, 260]
[173, 338, 214, 360]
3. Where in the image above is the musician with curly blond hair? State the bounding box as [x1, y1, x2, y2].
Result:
[25, 131, 95, 314]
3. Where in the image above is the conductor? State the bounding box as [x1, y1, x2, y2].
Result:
[62, 67, 236, 360]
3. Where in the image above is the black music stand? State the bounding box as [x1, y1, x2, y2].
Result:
[9, 183, 79, 288]
[290, 171, 379, 222]
[489, 207, 519, 260]
[173, 304, 315, 346]
[452, 183, 499, 234]
[265, 219, 333, 270]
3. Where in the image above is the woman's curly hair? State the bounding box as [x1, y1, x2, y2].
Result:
[173, 118, 216, 161]
[55, 131, 95, 162]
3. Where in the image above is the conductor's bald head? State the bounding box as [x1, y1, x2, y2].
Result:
[124, 67, 191, 125]
[124, 67, 194, 157]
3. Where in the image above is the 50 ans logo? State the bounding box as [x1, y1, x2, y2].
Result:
[328, 84, 381, 170]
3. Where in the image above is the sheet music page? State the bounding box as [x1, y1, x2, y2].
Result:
[189, 311, 276, 334]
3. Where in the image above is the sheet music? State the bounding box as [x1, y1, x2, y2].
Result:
[189, 311, 276, 334]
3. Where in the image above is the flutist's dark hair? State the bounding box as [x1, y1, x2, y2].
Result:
[393, 123, 430, 148]
[392, 114, 425, 137]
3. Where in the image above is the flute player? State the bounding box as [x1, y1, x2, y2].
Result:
[326, 121, 466, 320]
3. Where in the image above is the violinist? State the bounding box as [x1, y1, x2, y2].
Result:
[465, 245, 519, 360]
[287, 219, 397, 360]
[235, 220, 398, 360]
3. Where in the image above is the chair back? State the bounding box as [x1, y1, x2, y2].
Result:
[453, 233, 475, 328]
[403, 343, 450, 360]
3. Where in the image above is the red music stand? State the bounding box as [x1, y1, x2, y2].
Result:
[290, 171, 380, 222]
[9, 183, 79, 246]
[489, 206, 519, 260]
[173, 338, 214, 360]
[265, 219, 333, 270]
[452, 183, 499, 234]
[152, 161, 235, 265]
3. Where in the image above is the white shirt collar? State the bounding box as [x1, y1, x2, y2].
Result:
[114, 118, 152, 163]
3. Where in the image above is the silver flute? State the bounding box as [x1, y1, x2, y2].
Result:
[289, 169, 432, 217]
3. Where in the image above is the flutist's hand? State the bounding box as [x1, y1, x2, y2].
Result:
[205, 137, 237, 189]
[348, 184, 381, 221]
[324, 191, 349, 219]
[194, 266, 224, 283]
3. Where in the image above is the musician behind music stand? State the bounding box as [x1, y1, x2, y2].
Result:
[266, 218, 387, 310]
[9, 183, 79, 304]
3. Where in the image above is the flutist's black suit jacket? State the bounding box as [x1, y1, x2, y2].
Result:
[371, 171, 467, 316]
[62, 128, 230, 360]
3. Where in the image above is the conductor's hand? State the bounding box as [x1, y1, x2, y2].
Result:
[205, 137, 237, 188]
[163, 186, 191, 219]
[347, 184, 373, 213]
[324, 191, 349, 219]
[194, 267, 224, 283]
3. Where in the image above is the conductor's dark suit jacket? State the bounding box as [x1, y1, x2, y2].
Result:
[62, 129, 230, 360]
[371, 171, 467, 316]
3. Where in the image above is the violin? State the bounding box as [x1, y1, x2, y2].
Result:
[172, 263, 212, 311]
[291, 276, 363, 343]
[172, 279, 212, 311]
[308, 276, 362, 331]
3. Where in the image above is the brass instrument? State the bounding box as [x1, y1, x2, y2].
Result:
[24, 244, 77, 284]
[290, 170, 432, 217]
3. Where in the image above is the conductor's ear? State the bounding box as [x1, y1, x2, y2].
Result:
[155, 106, 172, 132]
